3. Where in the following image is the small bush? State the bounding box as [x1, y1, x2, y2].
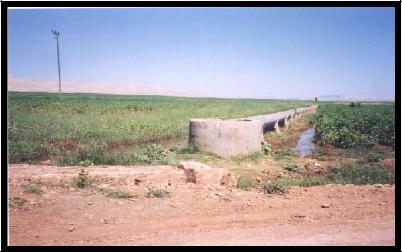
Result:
[236, 176, 255, 190]
[262, 183, 287, 194]
[145, 144, 167, 161]
[329, 163, 395, 185]
[284, 162, 299, 172]
[146, 188, 170, 198]
[73, 168, 91, 189]
[261, 141, 272, 155]
[106, 190, 132, 199]
[232, 152, 262, 163]
[367, 152, 383, 163]
[22, 185, 42, 194]
[177, 144, 198, 154]
[79, 159, 94, 167]
[9, 197, 27, 207]
[273, 148, 295, 161]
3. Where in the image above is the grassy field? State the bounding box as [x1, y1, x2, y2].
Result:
[8, 92, 314, 165]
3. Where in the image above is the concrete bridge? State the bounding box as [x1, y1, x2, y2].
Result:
[189, 106, 314, 158]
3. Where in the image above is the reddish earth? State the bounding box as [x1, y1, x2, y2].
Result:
[8, 164, 395, 246]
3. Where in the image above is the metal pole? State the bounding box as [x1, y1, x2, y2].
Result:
[56, 36, 61, 98]
[52, 30, 62, 99]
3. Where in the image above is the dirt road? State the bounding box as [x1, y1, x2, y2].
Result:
[8, 164, 395, 246]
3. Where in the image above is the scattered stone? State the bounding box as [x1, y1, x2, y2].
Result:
[321, 204, 330, 208]
[134, 178, 141, 185]
[314, 163, 321, 168]
[247, 202, 252, 206]
[374, 184, 383, 189]
[87, 201, 93, 205]
[101, 219, 108, 224]
[256, 176, 262, 183]
[220, 174, 235, 187]
[67, 226, 75, 232]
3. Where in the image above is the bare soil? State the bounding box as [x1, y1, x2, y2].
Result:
[8, 164, 395, 246]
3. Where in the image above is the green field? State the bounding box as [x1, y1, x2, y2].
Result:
[8, 92, 313, 165]
[315, 103, 395, 148]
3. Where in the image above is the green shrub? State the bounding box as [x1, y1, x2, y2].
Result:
[261, 141, 272, 155]
[315, 104, 394, 148]
[22, 185, 42, 194]
[79, 159, 94, 167]
[275, 177, 330, 187]
[106, 190, 132, 199]
[73, 168, 91, 189]
[177, 144, 198, 154]
[236, 176, 255, 190]
[146, 188, 170, 198]
[329, 163, 394, 185]
[284, 162, 299, 172]
[9, 197, 27, 207]
[367, 152, 383, 163]
[262, 183, 287, 194]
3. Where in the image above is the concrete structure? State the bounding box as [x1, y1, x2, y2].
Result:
[189, 106, 314, 158]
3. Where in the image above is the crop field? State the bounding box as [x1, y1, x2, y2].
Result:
[8, 92, 313, 166]
[315, 104, 395, 148]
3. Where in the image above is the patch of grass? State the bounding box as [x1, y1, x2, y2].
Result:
[367, 151, 383, 163]
[146, 188, 170, 198]
[231, 152, 262, 164]
[275, 177, 331, 187]
[273, 148, 295, 161]
[236, 176, 256, 190]
[262, 183, 287, 194]
[329, 163, 395, 185]
[261, 141, 272, 155]
[22, 185, 42, 194]
[283, 162, 299, 172]
[106, 190, 132, 199]
[9, 197, 28, 207]
[176, 144, 198, 154]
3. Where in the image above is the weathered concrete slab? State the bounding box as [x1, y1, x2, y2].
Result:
[189, 106, 314, 158]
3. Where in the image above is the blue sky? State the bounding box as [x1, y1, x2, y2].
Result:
[8, 7, 395, 100]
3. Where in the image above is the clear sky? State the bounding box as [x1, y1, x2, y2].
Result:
[8, 7, 395, 100]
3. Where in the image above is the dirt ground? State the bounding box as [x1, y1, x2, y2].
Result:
[8, 164, 395, 246]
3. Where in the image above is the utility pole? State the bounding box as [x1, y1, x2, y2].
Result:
[51, 30, 62, 98]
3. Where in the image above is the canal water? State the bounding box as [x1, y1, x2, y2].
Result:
[295, 128, 316, 158]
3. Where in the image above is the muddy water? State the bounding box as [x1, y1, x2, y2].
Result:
[295, 128, 316, 158]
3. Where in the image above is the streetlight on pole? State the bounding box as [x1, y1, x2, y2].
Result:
[51, 30, 62, 98]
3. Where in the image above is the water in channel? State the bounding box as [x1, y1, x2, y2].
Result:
[294, 128, 316, 158]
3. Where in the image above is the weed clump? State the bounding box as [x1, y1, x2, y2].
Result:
[329, 163, 394, 185]
[22, 185, 42, 194]
[9, 197, 28, 207]
[236, 176, 255, 190]
[106, 190, 132, 199]
[73, 168, 91, 189]
[262, 183, 287, 194]
[177, 144, 198, 154]
[284, 162, 299, 172]
[146, 188, 170, 198]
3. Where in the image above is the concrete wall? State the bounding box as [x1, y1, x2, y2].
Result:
[189, 106, 314, 158]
